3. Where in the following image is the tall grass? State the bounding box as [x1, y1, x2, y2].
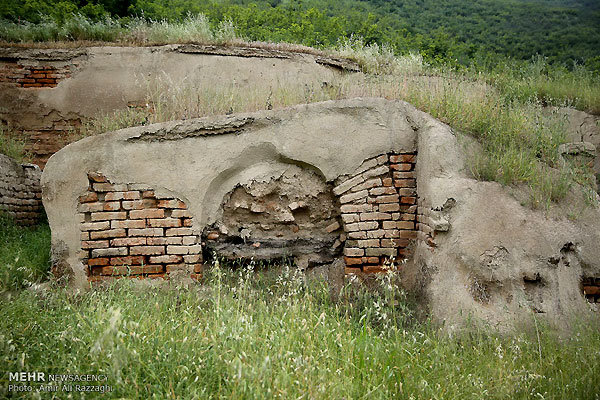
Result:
[0, 258, 598, 398]
[0, 214, 50, 292]
[0, 124, 31, 163]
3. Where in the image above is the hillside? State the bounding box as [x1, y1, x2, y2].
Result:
[1, 0, 599, 69]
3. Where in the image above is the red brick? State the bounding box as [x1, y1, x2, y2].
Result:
[129, 228, 164, 237]
[157, 199, 187, 209]
[393, 171, 415, 179]
[390, 154, 416, 163]
[111, 219, 146, 229]
[171, 209, 192, 218]
[150, 255, 183, 264]
[130, 209, 164, 219]
[363, 257, 380, 264]
[193, 264, 203, 273]
[110, 256, 145, 266]
[183, 254, 203, 263]
[382, 178, 393, 187]
[92, 247, 127, 257]
[111, 237, 147, 247]
[167, 245, 202, 255]
[379, 203, 400, 212]
[344, 256, 363, 266]
[90, 229, 126, 240]
[166, 227, 193, 236]
[148, 218, 181, 228]
[81, 240, 109, 249]
[390, 163, 413, 172]
[400, 196, 417, 205]
[394, 179, 416, 188]
[130, 246, 165, 255]
[373, 195, 399, 204]
[105, 191, 141, 201]
[182, 218, 193, 227]
[79, 192, 98, 203]
[102, 265, 163, 276]
[142, 190, 155, 198]
[88, 258, 109, 266]
[103, 202, 121, 211]
[81, 221, 110, 231]
[78, 202, 104, 213]
[23, 83, 43, 88]
[583, 286, 600, 296]
[91, 211, 126, 221]
[88, 172, 108, 183]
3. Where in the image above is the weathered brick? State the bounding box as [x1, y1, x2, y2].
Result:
[81, 231, 90, 241]
[333, 174, 365, 195]
[146, 237, 169, 245]
[150, 255, 183, 264]
[182, 236, 197, 245]
[111, 219, 146, 229]
[142, 190, 155, 198]
[360, 212, 391, 221]
[88, 258, 109, 266]
[351, 178, 382, 192]
[91, 211, 126, 221]
[130, 246, 165, 255]
[122, 200, 146, 210]
[102, 265, 163, 275]
[80, 221, 110, 231]
[88, 172, 107, 183]
[166, 264, 191, 273]
[104, 191, 141, 201]
[91, 247, 127, 257]
[110, 256, 145, 266]
[390, 154, 416, 163]
[341, 213, 360, 224]
[400, 196, 417, 205]
[129, 228, 164, 237]
[398, 188, 416, 197]
[369, 187, 397, 196]
[357, 221, 379, 230]
[102, 202, 121, 211]
[111, 237, 147, 247]
[130, 209, 165, 219]
[365, 248, 397, 257]
[157, 199, 187, 209]
[399, 230, 418, 239]
[379, 203, 400, 213]
[184, 254, 203, 263]
[373, 195, 399, 204]
[382, 178, 393, 187]
[93, 183, 128, 192]
[348, 231, 367, 239]
[339, 190, 368, 204]
[392, 171, 415, 179]
[182, 218, 193, 227]
[77, 202, 104, 213]
[357, 239, 380, 248]
[340, 204, 373, 213]
[90, 229, 127, 240]
[148, 218, 182, 228]
[81, 240, 109, 249]
[361, 165, 389, 180]
[394, 179, 416, 188]
[79, 192, 98, 203]
[344, 247, 364, 257]
[171, 209, 192, 218]
[390, 163, 413, 171]
[167, 245, 202, 255]
[325, 221, 340, 233]
[166, 227, 193, 237]
[366, 229, 386, 239]
[344, 256, 363, 266]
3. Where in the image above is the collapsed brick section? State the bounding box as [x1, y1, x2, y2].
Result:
[582, 277, 600, 304]
[416, 199, 436, 248]
[0, 62, 71, 88]
[334, 153, 418, 273]
[0, 154, 43, 226]
[78, 173, 202, 282]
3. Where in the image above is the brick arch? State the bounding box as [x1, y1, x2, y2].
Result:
[78, 172, 202, 282]
[333, 152, 418, 273]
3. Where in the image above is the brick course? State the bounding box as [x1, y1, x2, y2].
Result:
[0, 154, 44, 226]
[79, 172, 201, 282]
[334, 152, 418, 273]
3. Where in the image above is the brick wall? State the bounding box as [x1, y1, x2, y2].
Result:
[79, 173, 202, 282]
[582, 277, 600, 304]
[0, 61, 71, 88]
[334, 153, 418, 273]
[0, 154, 43, 226]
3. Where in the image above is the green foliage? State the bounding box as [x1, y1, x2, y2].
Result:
[0, 214, 51, 292]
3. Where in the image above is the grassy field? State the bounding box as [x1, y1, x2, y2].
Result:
[1, 218, 600, 399]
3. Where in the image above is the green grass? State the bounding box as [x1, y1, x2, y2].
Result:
[0, 260, 599, 399]
[0, 214, 51, 292]
[0, 124, 31, 163]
